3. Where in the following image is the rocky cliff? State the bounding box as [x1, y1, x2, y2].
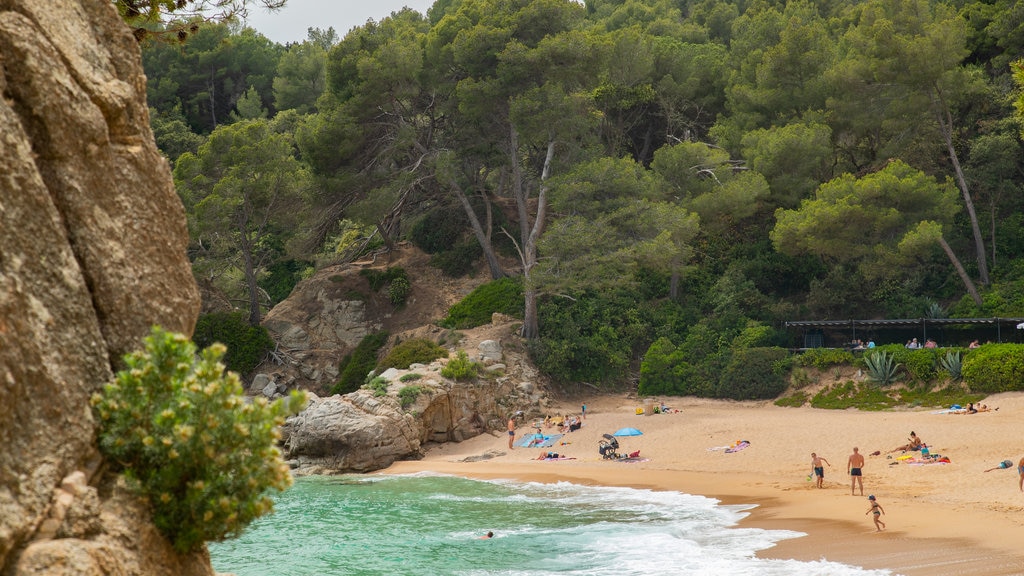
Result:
[0, 0, 204, 574]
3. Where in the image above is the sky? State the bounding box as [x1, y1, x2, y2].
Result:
[244, 0, 435, 44]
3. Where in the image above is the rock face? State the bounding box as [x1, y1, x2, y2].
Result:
[282, 361, 541, 475]
[0, 0, 202, 574]
[259, 244, 479, 393]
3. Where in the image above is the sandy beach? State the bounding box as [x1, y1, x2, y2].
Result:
[380, 393, 1024, 575]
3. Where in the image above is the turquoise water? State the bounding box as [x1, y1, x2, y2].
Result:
[209, 474, 894, 576]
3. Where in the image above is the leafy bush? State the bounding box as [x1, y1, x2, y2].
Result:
[398, 385, 423, 408]
[441, 350, 479, 380]
[864, 351, 900, 386]
[377, 339, 448, 370]
[388, 276, 411, 307]
[409, 207, 466, 254]
[892, 348, 938, 382]
[259, 259, 310, 305]
[360, 267, 407, 292]
[794, 348, 854, 369]
[638, 337, 686, 396]
[193, 311, 275, 375]
[714, 347, 789, 400]
[962, 344, 1024, 393]
[364, 376, 389, 396]
[441, 277, 524, 329]
[429, 240, 482, 277]
[399, 373, 422, 382]
[91, 327, 305, 552]
[331, 331, 389, 395]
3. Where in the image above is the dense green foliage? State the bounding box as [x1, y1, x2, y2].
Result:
[332, 331, 389, 395]
[794, 348, 855, 369]
[715, 347, 790, 400]
[440, 277, 524, 329]
[398, 385, 424, 409]
[192, 312, 274, 375]
[148, 0, 1024, 393]
[91, 327, 304, 552]
[962, 344, 1024, 393]
[377, 339, 449, 370]
[440, 350, 480, 381]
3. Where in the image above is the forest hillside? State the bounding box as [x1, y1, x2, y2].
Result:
[144, 0, 1024, 396]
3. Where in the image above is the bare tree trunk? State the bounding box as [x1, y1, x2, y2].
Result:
[518, 132, 555, 339]
[933, 88, 989, 285]
[669, 270, 680, 300]
[451, 182, 506, 279]
[938, 235, 983, 308]
[240, 233, 262, 326]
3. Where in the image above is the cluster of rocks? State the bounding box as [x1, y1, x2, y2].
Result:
[278, 339, 548, 475]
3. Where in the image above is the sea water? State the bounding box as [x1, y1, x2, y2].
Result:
[209, 474, 894, 576]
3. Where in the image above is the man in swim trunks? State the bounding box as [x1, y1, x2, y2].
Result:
[508, 416, 516, 450]
[810, 453, 831, 489]
[848, 447, 865, 496]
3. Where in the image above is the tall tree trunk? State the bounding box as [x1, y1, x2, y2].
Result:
[669, 270, 680, 300]
[933, 88, 989, 285]
[517, 129, 555, 340]
[938, 235, 983, 308]
[451, 182, 506, 279]
[240, 234, 262, 326]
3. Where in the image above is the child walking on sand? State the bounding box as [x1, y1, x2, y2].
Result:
[865, 495, 885, 531]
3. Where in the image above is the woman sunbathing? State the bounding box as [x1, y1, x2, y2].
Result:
[888, 431, 923, 453]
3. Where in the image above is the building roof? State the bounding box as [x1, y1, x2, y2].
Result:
[784, 317, 1024, 328]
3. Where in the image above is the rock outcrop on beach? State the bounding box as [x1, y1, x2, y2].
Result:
[0, 0, 203, 573]
[281, 346, 547, 475]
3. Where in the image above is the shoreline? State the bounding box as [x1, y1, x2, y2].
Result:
[376, 394, 1024, 575]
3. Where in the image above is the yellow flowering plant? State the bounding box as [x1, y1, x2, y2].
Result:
[92, 327, 306, 552]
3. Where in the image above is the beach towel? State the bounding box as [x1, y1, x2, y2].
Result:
[724, 441, 750, 453]
[539, 456, 576, 461]
[706, 445, 731, 452]
[617, 457, 650, 463]
[517, 434, 563, 448]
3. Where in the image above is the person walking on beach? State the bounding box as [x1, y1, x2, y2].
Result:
[1019, 457, 1024, 492]
[810, 453, 831, 489]
[508, 416, 516, 450]
[848, 447, 865, 496]
[865, 495, 885, 531]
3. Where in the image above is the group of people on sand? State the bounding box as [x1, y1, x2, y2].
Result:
[951, 402, 995, 414]
[810, 447, 887, 531]
[812, 429, 1024, 533]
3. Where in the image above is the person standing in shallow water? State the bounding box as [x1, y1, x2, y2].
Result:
[848, 447, 865, 496]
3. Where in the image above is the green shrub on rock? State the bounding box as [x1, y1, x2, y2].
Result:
[440, 277, 523, 329]
[441, 350, 479, 380]
[91, 327, 305, 553]
[378, 339, 448, 370]
[332, 331, 389, 395]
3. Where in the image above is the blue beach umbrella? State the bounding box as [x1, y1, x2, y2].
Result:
[612, 427, 643, 437]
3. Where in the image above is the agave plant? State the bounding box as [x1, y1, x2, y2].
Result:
[939, 350, 962, 382]
[864, 351, 900, 386]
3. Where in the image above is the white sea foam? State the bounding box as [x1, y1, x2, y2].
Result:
[211, 475, 897, 576]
